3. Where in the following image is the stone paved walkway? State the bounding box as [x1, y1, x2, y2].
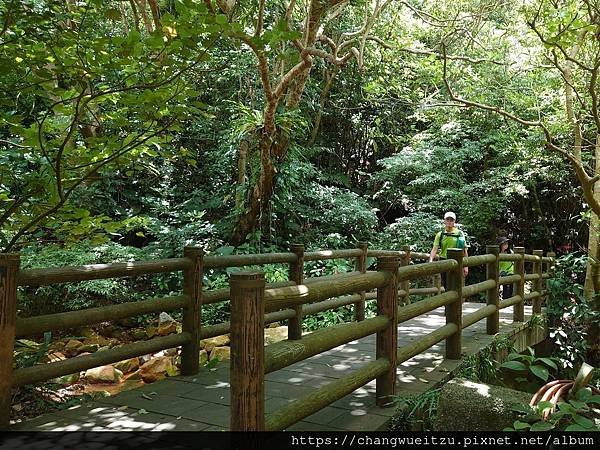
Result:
[11, 303, 537, 432]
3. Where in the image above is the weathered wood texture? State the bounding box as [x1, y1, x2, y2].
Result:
[264, 358, 390, 431]
[16, 295, 188, 337]
[397, 323, 459, 363]
[463, 304, 497, 329]
[264, 271, 390, 312]
[445, 249, 463, 359]
[499, 274, 521, 285]
[354, 242, 368, 322]
[400, 247, 411, 305]
[264, 316, 388, 374]
[499, 295, 523, 309]
[513, 247, 525, 322]
[229, 272, 265, 431]
[462, 279, 496, 298]
[17, 258, 190, 286]
[181, 246, 203, 376]
[205, 253, 296, 268]
[398, 259, 457, 281]
[12, 333, 190, 387]
[376, 257, 399, 406]
[463, 254, 496, 267]
[0, 254, 19, 430]
[304, 249, 362, 261]
[288, 244, 305, 340]
[397, 291, 459, 323]
[486, 245, 500, 335]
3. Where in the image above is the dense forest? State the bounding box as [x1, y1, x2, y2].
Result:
[2, 0, 592, 258]
[3, 0, 599, 339]
[2, 0, 600, 431]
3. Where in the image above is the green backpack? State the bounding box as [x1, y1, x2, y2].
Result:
[436, 229, 466, 250]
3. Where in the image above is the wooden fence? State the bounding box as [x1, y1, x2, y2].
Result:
[0, 244, 554, 430]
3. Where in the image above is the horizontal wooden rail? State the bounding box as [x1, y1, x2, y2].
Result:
[303, 271, 362, 285]
[302, 294, 362, 316]
[499, 295, 523, 309]
[408, 287, 443, 295]
[396, 323, 459, 364]
[397, 259, 457, 281]
[463, 254, 496, 267]
[12, 333, 190, 387]
[204, 253, 296, 269]
[397, 291, 459, 323]
[462, 305, 497, 329]
[264, 271, 390, 312]
[199, 321, 230, 340]
[17, 258, 191, 287]
[367, 250, 429, 261]
[199, 306, 298, 340]
[542, 273, 551, 279]
[498, 254, 522, 262]
[542, 257, 553, 263]
[462, 279, 496, 298]
[524, 291, 541, 301]
[524, 273, 540, 281]
[265, 358, 390, 431]
[524, 254, 541, 262]
[499, 274, 521, 285]
[367, 250, 404, 258]
[264, 316, 389, 374]
[199, 293, 367, 341]
[15, 295, 189, 337]
[203, 281, 296, 306]
[303, 249, 362, 261]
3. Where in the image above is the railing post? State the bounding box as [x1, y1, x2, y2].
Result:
[486, 244, 500, 335]
[288, 244, 304, 340]
[230, 271, 265, 431]
[546, 252, 556, 305]
[0, 253, 19, 430]
[376, 256, 399, 407]
[181, 246, 203, 375]
[445, 249, 463, 359]
[513, 247, 525, 322]
[354, 241, 368, 322]
[533, 250, 544, 314]
[400, 246, 411, 305]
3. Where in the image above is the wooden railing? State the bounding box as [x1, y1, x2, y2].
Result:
[0, 244, 555, 430]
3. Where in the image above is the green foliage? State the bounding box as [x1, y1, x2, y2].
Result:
[18, 241, 146, 315]
[374, 212, 449, 253]
[506, 388, 600, 432]
[390, 389, 440, 431]
[456, 335, 514, 383]
[547, 253, 600, 374]
[498, 347, 560, 393]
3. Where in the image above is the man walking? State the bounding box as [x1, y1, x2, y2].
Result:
[429, 211, 469, 289]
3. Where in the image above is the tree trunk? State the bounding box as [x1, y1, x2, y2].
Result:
[235, 139, 249, 210]
[231, 131, 277, 246]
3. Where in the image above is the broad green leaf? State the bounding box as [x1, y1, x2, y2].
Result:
[501, 360, 527, 371]
[529, 365, 549, 381]
[511, 403, 532, 413]
[572, 414, 594, 428]
[530, 421, 554, 431]
[513, 421, 530, 430]
[538, 358, 558, 370]
[564, 424, 590, 431]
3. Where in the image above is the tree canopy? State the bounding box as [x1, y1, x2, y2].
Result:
[0, 0, 594, 268]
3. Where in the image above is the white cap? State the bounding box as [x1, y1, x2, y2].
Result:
[444, 211, 456, 220]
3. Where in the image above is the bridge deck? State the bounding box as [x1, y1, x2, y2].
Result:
[11, 303, 537, 432]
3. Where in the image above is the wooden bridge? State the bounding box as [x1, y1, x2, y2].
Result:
[0, 244, 554, 431]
